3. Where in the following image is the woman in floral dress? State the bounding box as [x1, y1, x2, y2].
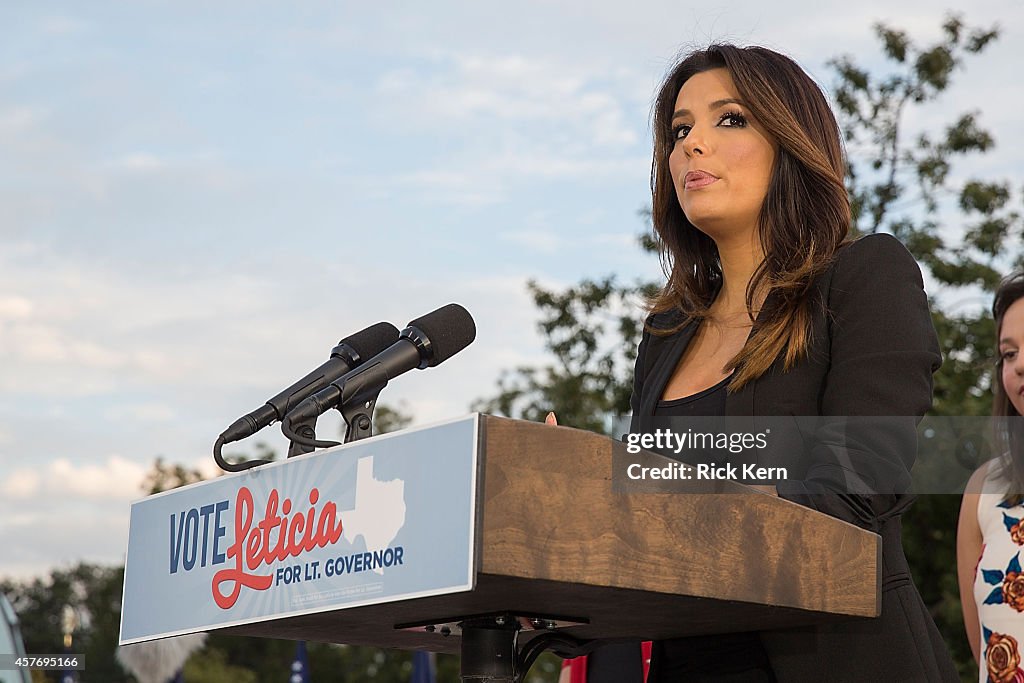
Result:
[959, 272, 1024, 683]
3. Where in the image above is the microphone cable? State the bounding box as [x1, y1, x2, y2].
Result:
[281, 413, 340, 450]
[212, 435, 262, 472]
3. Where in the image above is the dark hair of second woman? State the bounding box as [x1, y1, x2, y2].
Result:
[993, 272, 1024, 503]
[649, 44, 850, 391]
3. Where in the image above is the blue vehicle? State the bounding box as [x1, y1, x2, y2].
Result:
[0, 593, 30, 683]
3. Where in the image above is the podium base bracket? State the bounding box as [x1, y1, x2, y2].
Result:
[398, 611, 592, 682]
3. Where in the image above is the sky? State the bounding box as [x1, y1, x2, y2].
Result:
[1, 1, 1022, 581]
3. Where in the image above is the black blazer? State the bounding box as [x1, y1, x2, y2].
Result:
[629, 234, 959, 682]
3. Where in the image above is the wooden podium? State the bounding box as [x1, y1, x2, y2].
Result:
[219, 415, 880, 656]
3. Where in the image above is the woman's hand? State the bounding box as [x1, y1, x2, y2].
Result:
[545, 412, 558, 426]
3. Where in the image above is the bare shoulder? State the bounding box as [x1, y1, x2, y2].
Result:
[964, 459, 995, 495]
[958, 461, 991, 543]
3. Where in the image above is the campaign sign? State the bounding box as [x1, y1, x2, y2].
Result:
[120, 414, 479, 644]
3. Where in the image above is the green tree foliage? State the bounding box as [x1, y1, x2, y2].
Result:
[0, 559, 472, 683]
[142, 456, 208, 495]
[372, 402, 414, 435]
[181, 646, 257, 683]
[830, 15, 1020, 681]
[188, 634, 445, 683]
[831, 14, 1018, 418]
[474, 273, 656, 434]
[477, 14, 1022, 682]
[0, 564, 129, 683]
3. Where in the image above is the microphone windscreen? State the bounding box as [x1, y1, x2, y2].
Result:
[341, 321, 400, 360]
[408, 303, 476, 366]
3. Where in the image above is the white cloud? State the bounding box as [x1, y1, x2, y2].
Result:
[592, 233, 640, 250]
[484, 151, 647, 179]
[2, 455, 146, 501]
[104, 403, 177, 423]
[55, 456, 148, 499]
[374, 51, 643, 149]
[392, 169, 505, 206]
[0, 509, 131, 581]
[500, 230, 563, 254]
[0, 470, 41, 499]
[107, 153, 168, 172]
[3, 322, 149, 368]
[0, 315, 175, 393]
[0, 261, 554, 578]
[0, 295, 32, 319]
[38, 15, 90, 36]
[0, 106, 46, 134]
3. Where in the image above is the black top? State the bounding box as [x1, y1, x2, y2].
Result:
[651, 372, 773, 678]
[654, 373, 731, 417]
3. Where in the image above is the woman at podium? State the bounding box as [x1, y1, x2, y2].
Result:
[586, 43, 958, 682]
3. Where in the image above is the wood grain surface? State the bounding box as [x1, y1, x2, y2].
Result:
[223, 414, 880, 652]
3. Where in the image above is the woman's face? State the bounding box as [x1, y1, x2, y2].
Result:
[668, 68, 776, 245]
[1000, 297, 1024, 415]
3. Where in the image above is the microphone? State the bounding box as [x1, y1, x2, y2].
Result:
[282, 304, 476, 434]
[214, 322, 399, 470]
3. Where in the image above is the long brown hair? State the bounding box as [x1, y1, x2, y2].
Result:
[992, 272, 1024, 502]
[649, 44, 850, 390]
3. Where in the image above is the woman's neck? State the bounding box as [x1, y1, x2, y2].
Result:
[714, 232, 765, 319]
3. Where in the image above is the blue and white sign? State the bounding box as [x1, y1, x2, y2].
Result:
[120, 414, 479, 644]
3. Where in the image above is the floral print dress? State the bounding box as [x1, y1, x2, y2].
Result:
[976, 469, 1024, 683]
